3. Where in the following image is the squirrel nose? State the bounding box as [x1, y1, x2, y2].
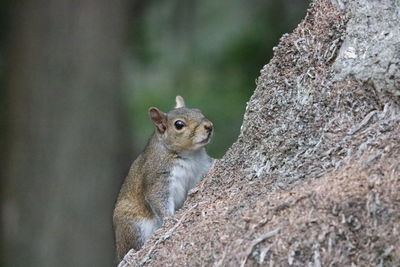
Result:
[204, 122, 213, 132]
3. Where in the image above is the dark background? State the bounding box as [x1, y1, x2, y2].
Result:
[0, 0, 309, 266]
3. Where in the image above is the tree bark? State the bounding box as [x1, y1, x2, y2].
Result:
[1, 1, 131, 266]
[121, 0, 400, 265]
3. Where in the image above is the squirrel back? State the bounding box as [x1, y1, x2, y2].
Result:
[113, 96, 214, 261]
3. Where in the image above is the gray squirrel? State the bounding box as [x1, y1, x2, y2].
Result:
[113, 96, 214, 261]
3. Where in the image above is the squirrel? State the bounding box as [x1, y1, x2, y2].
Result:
[113, 95, 214, 261]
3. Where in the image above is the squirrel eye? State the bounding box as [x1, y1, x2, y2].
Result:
[174, 120, 185, 130]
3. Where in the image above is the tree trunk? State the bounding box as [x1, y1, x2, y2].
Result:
[121, 0, 400, 265]
[1, 1, 131, 266]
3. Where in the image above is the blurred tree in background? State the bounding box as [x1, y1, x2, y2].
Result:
[0, 0, 308, 266]
[0, 0, 132, 267]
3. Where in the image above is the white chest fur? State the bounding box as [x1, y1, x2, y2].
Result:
[168, 149, 212, 213]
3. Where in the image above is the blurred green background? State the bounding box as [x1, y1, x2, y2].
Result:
[0, 0, 309, 266]
[126, 0, 309, 158]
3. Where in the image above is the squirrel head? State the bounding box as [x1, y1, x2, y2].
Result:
[149, 96, 213, 153]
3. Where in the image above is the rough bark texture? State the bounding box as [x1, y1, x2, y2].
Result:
[121, 0, 400, 266]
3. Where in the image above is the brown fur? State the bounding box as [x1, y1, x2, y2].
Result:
[113, 96, 213, 261]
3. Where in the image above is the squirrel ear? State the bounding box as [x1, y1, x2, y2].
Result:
[175, 95, 186, 108]
[149, 107, 167, 133]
